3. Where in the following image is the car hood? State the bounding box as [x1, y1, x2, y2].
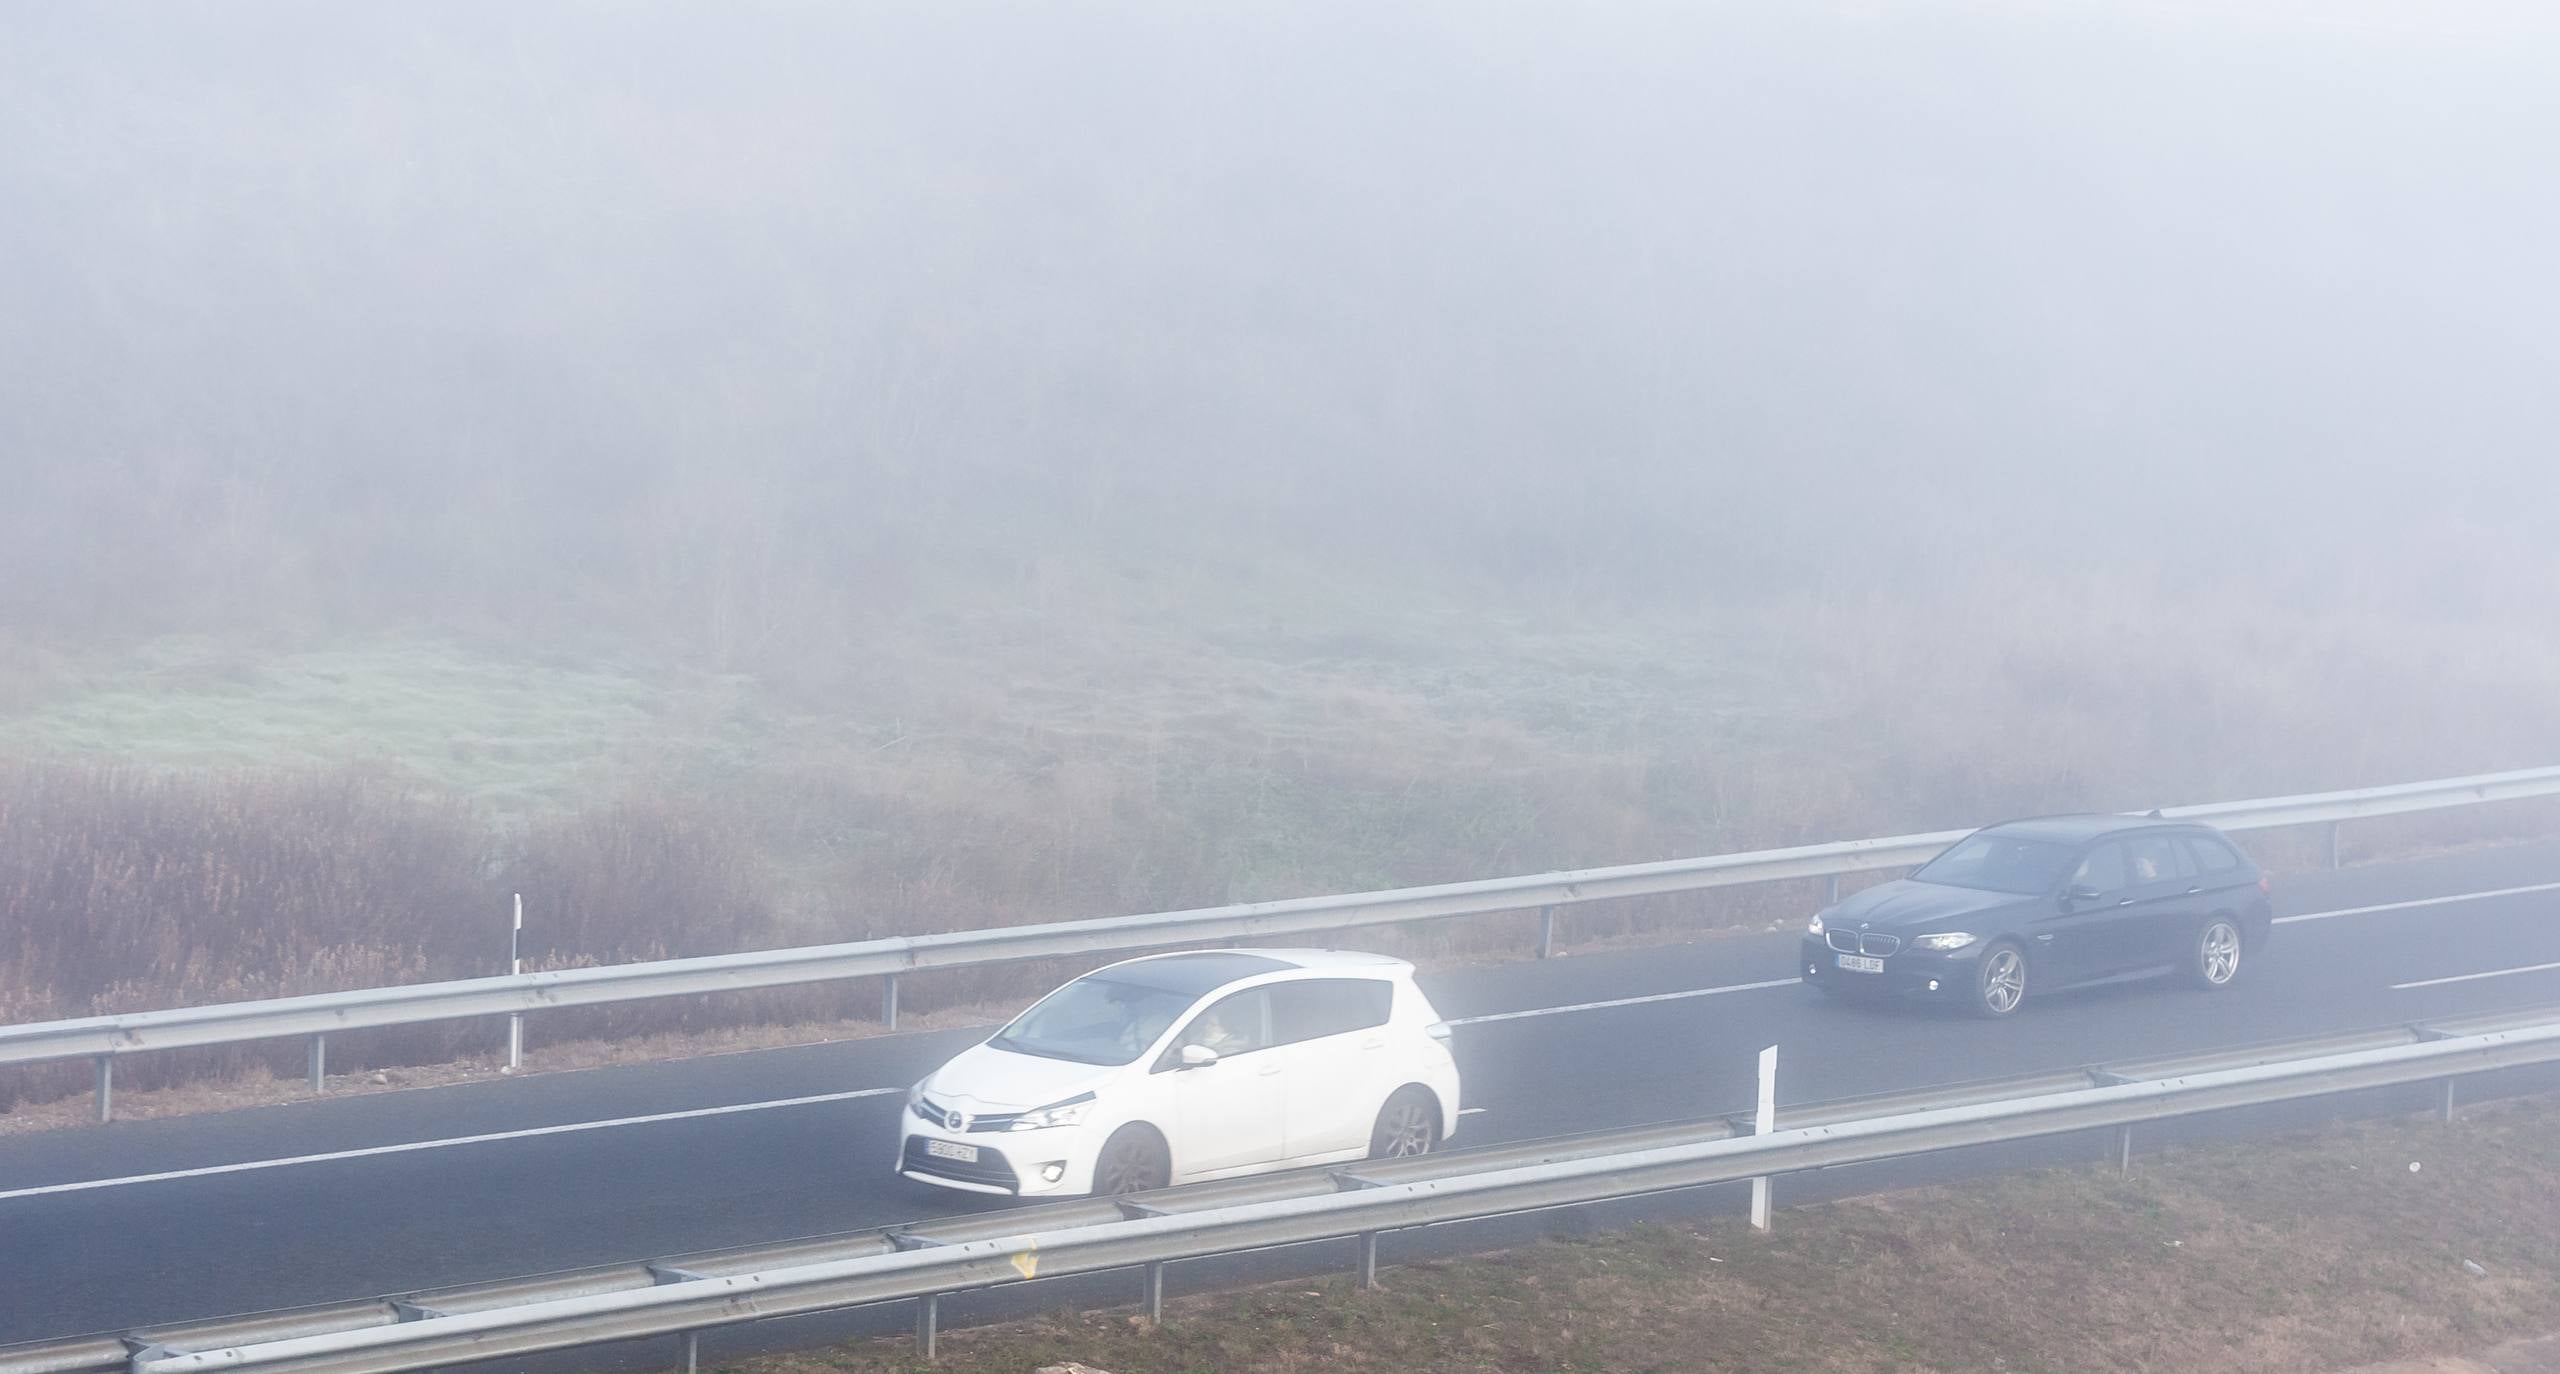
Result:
[920, 1040, 1125, 1113]
[1826, 878, 2025, 932]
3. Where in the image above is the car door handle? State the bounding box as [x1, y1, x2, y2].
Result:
[1257, 1062, 1282, 1077]
[2186, 886, 2202, 895]
[2117, 897, 2135, 906]
[1361, 1036, 1385, 1050]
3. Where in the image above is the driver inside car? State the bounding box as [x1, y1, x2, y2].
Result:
[1185, 1007, 1250, 1056]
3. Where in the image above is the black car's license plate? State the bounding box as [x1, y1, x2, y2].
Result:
[1835, 953, 1885, 974]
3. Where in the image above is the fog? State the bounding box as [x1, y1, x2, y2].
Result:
[3, 0, 2556, 639]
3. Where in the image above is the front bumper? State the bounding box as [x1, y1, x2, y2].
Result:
[894, 1106, 1099, 1196]
[1798, 935, 1986, 1000]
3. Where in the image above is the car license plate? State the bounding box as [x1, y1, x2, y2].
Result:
[925, 1139, 980, 1163]
[1835, 953, 1886, 974]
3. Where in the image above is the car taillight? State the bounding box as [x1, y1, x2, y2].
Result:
[2258, 875, 2272, 894]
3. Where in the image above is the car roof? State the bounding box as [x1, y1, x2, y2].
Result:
[1088, 948, 1410, 996]
[1090, 951, 1299, 995]
[1975, 813, 2214, 843]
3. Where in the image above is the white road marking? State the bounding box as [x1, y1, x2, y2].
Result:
[1448, 879, 2560, 1027]
[1445, 978, 1804, 1026]
[2275, 880, 2560, 925]
[0, 1088, 900, 1202]
[13, 878, 2551, 1201]
[2391, 960, 2560, 991]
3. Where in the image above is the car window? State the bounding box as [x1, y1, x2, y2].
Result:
[989, 975, 1203, 1066]
[1272, 978, 1393, 1045]
[2182, 833, 2242, 874]
[1913, 833, 2081, 895]
[2070, 841, 2128, 893]
[2124, 832, 2193, 886]
[1159, 986, 1273, 1067]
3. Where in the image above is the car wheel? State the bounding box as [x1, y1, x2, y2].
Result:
[2184, 917, 2243, 990]
[1971, 942, 2027, 1018]
[1370, 1086, 1440, 1160]
[1091, 1124, 1170, 1196]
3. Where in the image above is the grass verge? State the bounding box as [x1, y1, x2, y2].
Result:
[744, 1096, 2560, 1374]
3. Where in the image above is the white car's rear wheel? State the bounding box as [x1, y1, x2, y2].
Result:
[1370, 1087, 1440, 1159]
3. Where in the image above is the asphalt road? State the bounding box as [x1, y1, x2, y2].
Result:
[6, 841, 2560, 1346]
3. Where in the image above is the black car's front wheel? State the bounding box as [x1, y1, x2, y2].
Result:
[2183, 917, 2244, 990]
[1970, 941, 2028, 1018]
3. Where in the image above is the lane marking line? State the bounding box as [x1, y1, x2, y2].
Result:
[0, 1088, 900, 1202]
[2276, 880, 2560, 925]
[1446, 978, 1804, 1026]
[13, 878, 2549, 1200]
[2392, 960, 2560, 991]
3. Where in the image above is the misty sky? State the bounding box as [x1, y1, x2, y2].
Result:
[3, 1, 2555, 630]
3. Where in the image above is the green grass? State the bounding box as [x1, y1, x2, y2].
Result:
[736, 1097, 2560, 1374]
[0, 634, 771, 814]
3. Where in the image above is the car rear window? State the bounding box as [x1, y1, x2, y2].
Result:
[1271, 978, 1393, 1045]
[2125, 832, 2195, 885]
[2177, 832, 2239, 872]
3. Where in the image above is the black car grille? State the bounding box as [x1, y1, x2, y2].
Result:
[1825, 930, 1903, 957]
[916, 1097, 1023, 1134]
[901, 1135, 1020, 1191]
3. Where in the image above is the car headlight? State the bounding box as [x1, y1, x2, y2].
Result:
[1807, 913, 1826, 935]
[1008, 1092, 1097, 1131]
[906, 1081, 929, 1114]
[1912, 932, 1978, 951]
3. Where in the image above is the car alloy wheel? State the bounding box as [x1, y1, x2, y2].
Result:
[1371, 1088, 1438, 1159]
[1092, 1125, 1169, 1195]
[2196, 919, 2242, 988]
[1975, 944, 2026, 1018]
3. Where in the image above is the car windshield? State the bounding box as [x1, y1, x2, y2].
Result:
[1911, 833, 2080, 895]
[987, 976, 1198, 1065]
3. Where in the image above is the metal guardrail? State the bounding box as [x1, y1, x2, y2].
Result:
[49, 1006, 2560, 1374]
[12, 1003, 2555, 1374]
[7, 765, 2557, 1122]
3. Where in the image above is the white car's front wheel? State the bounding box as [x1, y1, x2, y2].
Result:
[1091, 1124, 1170, 1196]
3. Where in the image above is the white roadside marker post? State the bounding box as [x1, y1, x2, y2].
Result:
[505, 893, 524, 1074]
[1751, 1044, 1777, 1231]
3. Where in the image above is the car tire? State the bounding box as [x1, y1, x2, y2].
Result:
[1091, 1124, 1170, 1196]
[1369, 1086, 1440, 1160]
[1970, 941, 2028, 1019]
[2183, 917, 2244, 990]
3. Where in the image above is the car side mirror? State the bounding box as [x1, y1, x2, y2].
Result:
[2061, 884, 2100, 910]
[1178, 1044, 1219, 1069]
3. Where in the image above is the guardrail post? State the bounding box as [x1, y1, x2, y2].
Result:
[915, 1292, 938, 1361]
[2328, 821, 2342, 870]
[2118, 1124, 2133, 1172]
[1537, 906, 1556, 959]
[1827, 874, 1840, 905]
[1356, 1231, 1381, 1289]
[94, 1055, 112, 1124]
[884, 973, 901, 1032]
[1144, 1261, 1166, 1321]
[308, 1035, 326, 1092]
[2441, 1078, 2458, 1123]
[680, 1331, 699, 1374]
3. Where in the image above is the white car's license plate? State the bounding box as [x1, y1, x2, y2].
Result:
[925, 1139, 980, 1163]
[1835, 953, 1886, 974]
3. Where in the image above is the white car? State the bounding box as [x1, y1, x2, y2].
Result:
[895, 949, 1462, 1197]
